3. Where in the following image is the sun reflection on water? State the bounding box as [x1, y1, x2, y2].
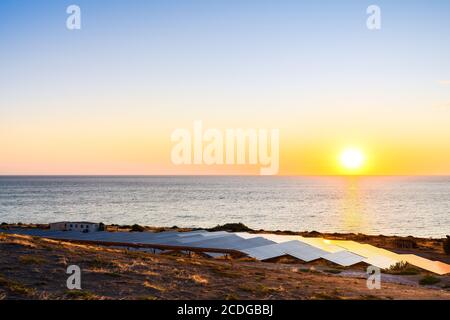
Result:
[341, 177, 369, 234]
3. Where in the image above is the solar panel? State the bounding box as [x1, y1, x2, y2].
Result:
[174, 234, 214, 243]
[176, 230, 208, 237]
[296, 237, 346, 253]
[185, 234, 251, 249]
[329, 240, 401, 261]
[145, 231, 180, 239]
[277, 240, 329, 262]
[398, 254, 450, 275]
[242, 240, 328, 262]
[322, 250, 366, 266]
[196, 232, 234, 239]
[363, 255, 401, 269]
[235, 232, 299, 243]
[433, 261, 450, 275]
[242, 243, 287, 260]
[235, 237, 276, 249]
[197, 231, 230, 237]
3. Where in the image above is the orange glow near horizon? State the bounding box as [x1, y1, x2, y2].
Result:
[1, 117, 450, 176]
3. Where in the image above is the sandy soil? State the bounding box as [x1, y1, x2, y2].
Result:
[1, 232, 449, 300]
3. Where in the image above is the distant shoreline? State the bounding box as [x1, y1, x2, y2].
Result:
[1, 221, 449, 240]
[2, 174, 450, 177]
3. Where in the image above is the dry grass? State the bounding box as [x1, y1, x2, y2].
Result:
[3, 235, 38, 248]
[190, 274, 209, 285]
[1, 233, 450, 300]
[0, 274, 35, 297]
[143, 281, 166, 292]
[19, 255, 47, 265]
[64, 290, 99, 300]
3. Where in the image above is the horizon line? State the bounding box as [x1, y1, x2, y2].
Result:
[1, 174, 450, 177]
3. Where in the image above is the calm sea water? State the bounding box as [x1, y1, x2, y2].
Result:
[0, 176, 449, 238]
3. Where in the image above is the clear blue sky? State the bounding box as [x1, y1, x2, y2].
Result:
[1, 0, 449, 114]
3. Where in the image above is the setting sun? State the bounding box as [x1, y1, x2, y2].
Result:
[340, 148, 365, 171]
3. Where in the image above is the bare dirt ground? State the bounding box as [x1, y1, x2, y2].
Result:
[1, 232, 450, 300]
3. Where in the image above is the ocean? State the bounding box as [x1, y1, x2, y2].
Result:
[0, 176, 449, 238]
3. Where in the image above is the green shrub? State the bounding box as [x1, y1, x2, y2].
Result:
[210, 223, 252, 232]
[130, 224, 145, 232]
[324, 269, 342, 274]
[419, 275, 441, 286]
[444, 236, 450, 255]
[387, 261, 420, 275]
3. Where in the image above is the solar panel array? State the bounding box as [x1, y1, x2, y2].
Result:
[1, 228, 449, 275]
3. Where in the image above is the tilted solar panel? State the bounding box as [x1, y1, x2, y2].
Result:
[321, 250, 366, 267]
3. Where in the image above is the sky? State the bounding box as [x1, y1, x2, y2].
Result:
[1, 0, 450, 175]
